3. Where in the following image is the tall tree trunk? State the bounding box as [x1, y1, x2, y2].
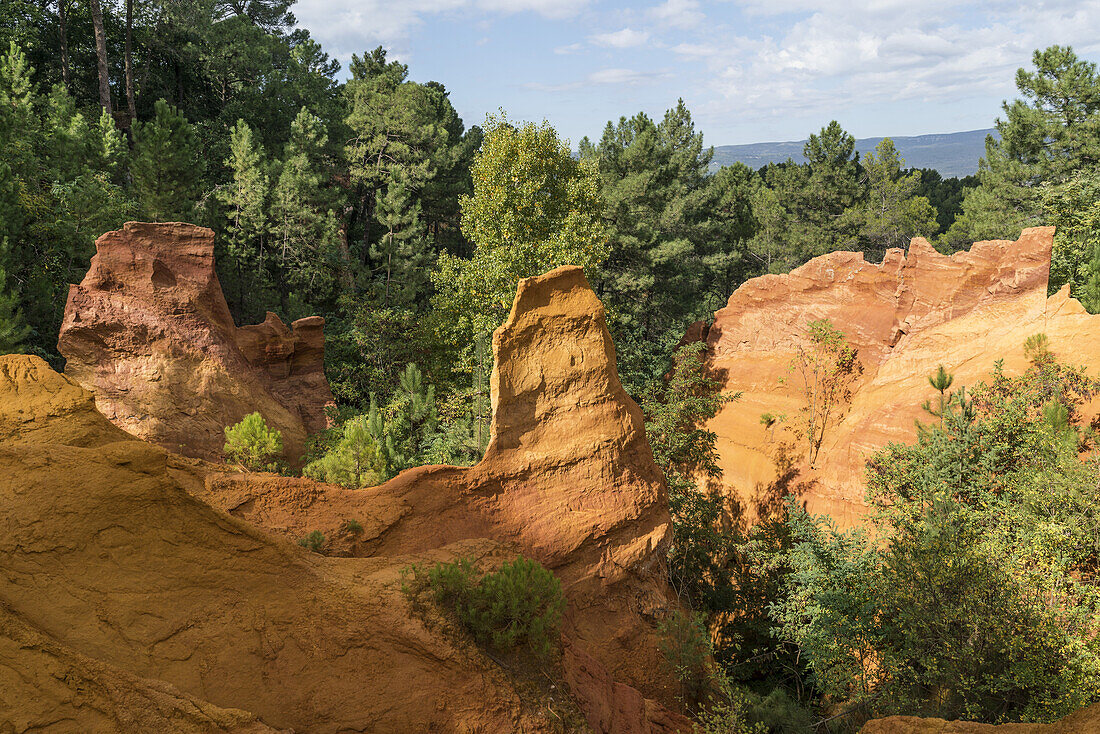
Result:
[124, 0, 135, 120]
[336, 219, 355, 292]
[88, 0, 112, 113]
[58, 0, 71, 90]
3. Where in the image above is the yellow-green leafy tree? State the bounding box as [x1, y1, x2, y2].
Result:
[432, 113, 609, 337]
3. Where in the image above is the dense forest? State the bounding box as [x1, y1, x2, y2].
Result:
[3, 1, 1100, 731]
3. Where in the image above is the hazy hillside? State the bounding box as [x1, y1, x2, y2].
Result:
[712, 128, 997, 177]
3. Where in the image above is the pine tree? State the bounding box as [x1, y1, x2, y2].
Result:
[802, 120, 862, 253]
[131, 99, 203, 221]
[1043, 167, 1100, 301]
[0, 237, 29, 354]
[363, 363, 442, 479]
[0, 42, 38, 182]
[270, 108, 344, 300]
[213, 0, 297, 34]
[217, 118, 269, 315]
[947, 46, 1100, 247]
[372, 167, 432, 307]
[345, 47, 444, 271]
[587, 101, 736, 389]
[1082, 240, 1100, 314]
[853, 138, 938, 260]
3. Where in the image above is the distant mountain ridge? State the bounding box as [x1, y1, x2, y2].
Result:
[711, 128, 997, 178]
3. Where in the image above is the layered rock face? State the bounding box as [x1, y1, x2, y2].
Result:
[4, 265, 686, 732]
[701, 227, 1100, 526]
[860, 703, 1100, 733]
[57, 222, 333, 465]
[194, 266, 683, 720]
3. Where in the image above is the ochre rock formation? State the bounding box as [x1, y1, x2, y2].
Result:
[0, 603, 282, 734]
[57, 221, 333, 465]
[3, 265, 688, 732]
[860, 703, 1100, 733]
[700, 227, 1100, 526]
[192, 265, 683, 715]
[0, 353, 685, 733]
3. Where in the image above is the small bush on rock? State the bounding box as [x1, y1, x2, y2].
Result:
[224, 412, 283, 471]
[404, 556, 566, 658]
[302, 414, 383, 488]
[298, 530, 325, 552]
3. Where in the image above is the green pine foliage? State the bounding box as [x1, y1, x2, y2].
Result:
[297, 530, 325, 552]
[404, 556, 566, 659]
[584, 101, 752, 391]
[307, 362, 477, 486]
[302, 413, 383, 488]
[270, 108, 345, 303]
[0, 245, 29, 354]
[223, 412, 283, 471]
[217, 118, 270, 315]
[947, 45, 1100, 248]
[132, 100, 203, 222]
[909, 168, 978, 236]
[2, 11, 1100, 729]
[1044, 167, 1100, 305]
[0, 41, 134, 361]
[371, 167, 432, 308]
[850, 138, 938, 261]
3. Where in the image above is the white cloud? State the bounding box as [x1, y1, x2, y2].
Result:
[294, 0, 590, 62]
[590, 28, 651, 49]
[525, 68, 668, 92]
[647, 0, 704, 29]
[588, 68, 664, 84]
[476, 0, 589, 18]
[555, 42, 585, 55]
[676, 0, 1100, 130]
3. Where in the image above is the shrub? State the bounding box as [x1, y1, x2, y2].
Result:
[224, 412, 283, 471]
[342, 518, 363, 535]
[657, 609, 768, 733]
[298, 530, 324, 552]
[772, 346, 1100, 723]
[404, 556, 566, 659]
[657, 610, 711, 703]
[302, 413, 383, 488]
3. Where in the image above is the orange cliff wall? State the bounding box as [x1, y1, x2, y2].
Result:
[699, 227, 1100, 527]
[57, 222, 334, 465]
[860, 702, 1100, 733]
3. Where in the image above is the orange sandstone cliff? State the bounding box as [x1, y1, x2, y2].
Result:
[2, 264, 688, 732]
[860, 703, 1100, 733]
[191, 265, 683, 716]
[57, 221, 333, 465]
[700, 227, 1100, 526]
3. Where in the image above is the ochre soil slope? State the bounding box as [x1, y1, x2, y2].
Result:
[57, 221, 333, 466]
[860, 703, 1100, 733]
[700, 227, 1100, 527]
[2, 265, 688, 733]
[0, 602, 282, 734]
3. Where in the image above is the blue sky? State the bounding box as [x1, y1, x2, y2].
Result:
[293, 0, 1100, 147]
